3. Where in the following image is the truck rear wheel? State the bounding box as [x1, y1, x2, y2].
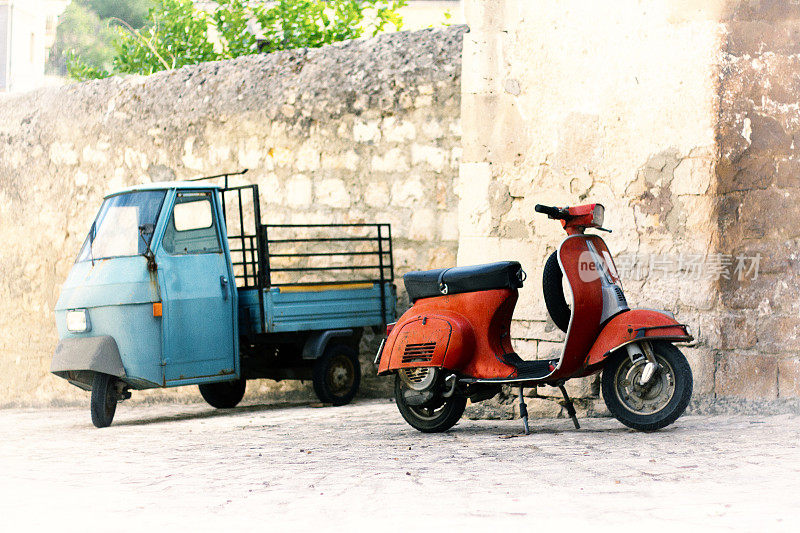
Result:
[312, 344, 361, 406]
[199, 379, 246, 409]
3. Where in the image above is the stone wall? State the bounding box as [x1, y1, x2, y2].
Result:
[0, 26, 467, 407]
[715, 2, 800, 404]
[461, 0, 800, 417]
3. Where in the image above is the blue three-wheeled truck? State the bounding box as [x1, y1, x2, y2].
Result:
[51, 171, 396, 427]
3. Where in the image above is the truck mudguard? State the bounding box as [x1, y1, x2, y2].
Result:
[51, 336, 126, 386]
[301, 329, 354, 360]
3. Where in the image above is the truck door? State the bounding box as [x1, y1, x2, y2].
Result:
[156, 190, 238, 383]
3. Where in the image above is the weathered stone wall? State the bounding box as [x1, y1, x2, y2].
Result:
[715, 2, 800, 404]
[461, 0, 800, 417]
[0, 26, 467, 407]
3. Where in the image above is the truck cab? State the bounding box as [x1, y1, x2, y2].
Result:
[52, 174, 396, 427]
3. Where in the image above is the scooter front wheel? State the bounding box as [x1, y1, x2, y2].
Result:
[601, 341, 692, 431]
[394, 374, 466, 433]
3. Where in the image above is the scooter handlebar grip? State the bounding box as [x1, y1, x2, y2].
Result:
[535, 204, 562, 218]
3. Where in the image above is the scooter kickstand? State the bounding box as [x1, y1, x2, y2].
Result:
[558, 385, 581, 430]
[518, 387, 530, 435]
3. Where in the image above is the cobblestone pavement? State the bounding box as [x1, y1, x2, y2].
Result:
[2, 399, 799, 532]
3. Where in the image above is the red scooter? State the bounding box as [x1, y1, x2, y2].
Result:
[376, 203, 693, 433]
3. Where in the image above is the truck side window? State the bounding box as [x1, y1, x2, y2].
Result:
[162, 193, 222, 255]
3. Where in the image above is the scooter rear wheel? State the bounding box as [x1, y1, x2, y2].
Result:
[601, 341, 692, 431]
[394, 374, 466, 433]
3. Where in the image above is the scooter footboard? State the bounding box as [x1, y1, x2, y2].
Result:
[585, 309, 693, 367]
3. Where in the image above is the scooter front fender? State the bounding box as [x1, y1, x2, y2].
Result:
[585, 309, 693, 368]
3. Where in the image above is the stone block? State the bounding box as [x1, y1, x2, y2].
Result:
[461, 34, 504, 95]
[715, 353, 778, 399]
[294, 143, 321, 171]
[536, 341, 562, 360]
[411, 144, 448, 173]
[510, 319, 565, 343]
[672, 155, 713, 195]
[353, 120, 381, 143]
[684, 346, 715, 396]
[514, 339, 537, 361]
[286, 174, 312, 207]
[382, 117, 417, 143]
[439, 211, 459, 241]
[456, 162, 492, 236]
[49, 142, 78, 166]
[315, 179, 351, 208]
[408, 208, 437, 241]
[390, 178, 425, 207]
[717, 313, 758, 350]
[421, 120, 444, 139]
[425, 247, 456, 269]
[777, 358, 800, 398]
[371, 148, 409, 173]
[321, 150, 359, 171]
[450, 146, 463, 169]
[237, 138, 266, 169]
[755, 316, 800, 355]
[81, 145, 108, 166]
[363, 182, 389, 208]
[514, 397, 562, 419]
[538, 375, 598, 399]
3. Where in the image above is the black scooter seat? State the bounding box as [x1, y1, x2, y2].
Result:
[404, 261, 524, 302]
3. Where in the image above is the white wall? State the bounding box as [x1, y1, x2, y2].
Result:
[0, 0, 67, 93]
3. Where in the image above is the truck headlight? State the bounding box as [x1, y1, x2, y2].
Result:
[66, 309, 91, 333]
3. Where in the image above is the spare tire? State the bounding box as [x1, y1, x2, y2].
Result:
[542, 251, 571, 332]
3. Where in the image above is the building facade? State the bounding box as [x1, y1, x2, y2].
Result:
[0, 0, 67, 93]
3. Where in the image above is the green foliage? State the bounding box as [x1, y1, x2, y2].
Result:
[65, 51, 110, 79]
[112, 0, 218, 75]
[48, 3, 116, 75]
[212, 0, 257, 59]
[81, 0, 154, 29]
[254, 0, 407, 54]
[66, 0, 408, 81]
[50, 0, 154, 76]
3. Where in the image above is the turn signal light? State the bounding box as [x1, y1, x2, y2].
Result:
[153, 302, 162, 317]
[386, 322, 396, 336]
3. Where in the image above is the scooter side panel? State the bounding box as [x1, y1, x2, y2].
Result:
[585, 309, 693, 367]
[378, 289, 517, 379]
[549, 235, 606, 380]
[387, 315, 453, 368]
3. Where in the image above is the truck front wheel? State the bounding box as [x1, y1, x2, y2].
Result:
[90, 373, 118, 428]
[312, 344, 361, 406]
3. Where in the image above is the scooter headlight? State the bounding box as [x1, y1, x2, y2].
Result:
[592, 204, 605, 227]
[66, 309, 91, 333]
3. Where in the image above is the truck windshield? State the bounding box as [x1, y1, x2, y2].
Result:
[77, 191, 167, 262]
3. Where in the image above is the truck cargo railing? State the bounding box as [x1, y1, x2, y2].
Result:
[189, 169, 394, 326]
[263, 223, 394, 325]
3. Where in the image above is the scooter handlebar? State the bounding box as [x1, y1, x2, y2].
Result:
[535, 204, 569, 219]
